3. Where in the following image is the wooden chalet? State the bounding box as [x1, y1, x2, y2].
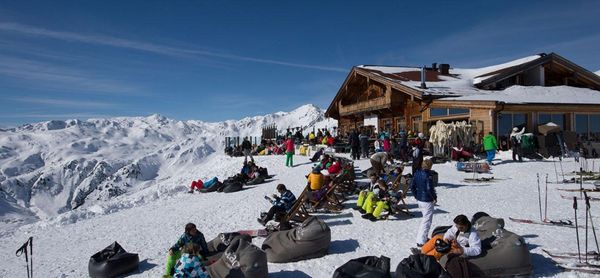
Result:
[325, 53, 600, 143]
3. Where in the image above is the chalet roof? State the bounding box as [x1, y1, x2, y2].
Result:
[438, 85, 600, 105]
[326, 52, 600, 118]
[356, 55, 543, 97]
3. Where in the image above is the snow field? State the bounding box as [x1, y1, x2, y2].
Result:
[1, 152, 600, 277]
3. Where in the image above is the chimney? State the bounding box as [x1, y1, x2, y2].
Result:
[439, 63, 450, 75]
[420, 66, 427, 89]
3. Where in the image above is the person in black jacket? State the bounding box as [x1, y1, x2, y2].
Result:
[241, 137, 254, 163]
[349, 129, 361, 160]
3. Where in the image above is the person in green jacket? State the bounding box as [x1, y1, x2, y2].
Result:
[482, 132, 498, 164]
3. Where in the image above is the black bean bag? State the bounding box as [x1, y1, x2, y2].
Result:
[395, 254, 442, 278]
[261, 216, 330, 263]
[246, 176, 265, 185]
[222, 181, 244, 193]
[88, 241, 139, 278]
[333, 255, 391, 278]
[208, 237, 268, 278]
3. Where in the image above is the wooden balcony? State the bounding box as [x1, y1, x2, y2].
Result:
[339, 95, 392, 116]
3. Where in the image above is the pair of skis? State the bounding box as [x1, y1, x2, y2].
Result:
[544, 192, 600, 274]
[510, 173, 574, 228]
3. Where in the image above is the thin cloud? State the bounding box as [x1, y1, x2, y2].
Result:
[0, 112, 110, 119]
[7, 97, 118, 109]
[0, 22, 347, 72]
[0, 56, 143, 94]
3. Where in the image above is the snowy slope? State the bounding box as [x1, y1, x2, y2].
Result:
[0, 104, 335, 226]
[595, 70, 600, 76]
[0, 152, 597, 277]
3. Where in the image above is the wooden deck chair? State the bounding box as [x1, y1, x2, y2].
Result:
[305, 179, 343, 212]
[389, 174, 412, 216]
[281, 185, 311, 224]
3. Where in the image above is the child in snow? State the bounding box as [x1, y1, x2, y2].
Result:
[173, 243, 210, 278]
[165, 223, 209, 277]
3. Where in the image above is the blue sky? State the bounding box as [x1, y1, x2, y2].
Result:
[0, 0, 599, 127]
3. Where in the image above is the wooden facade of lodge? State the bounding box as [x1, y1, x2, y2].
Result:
[325, 53, 600, 145]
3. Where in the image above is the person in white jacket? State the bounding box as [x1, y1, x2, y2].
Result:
[510, 127, 525, 162]
[443, 214, 482, 257]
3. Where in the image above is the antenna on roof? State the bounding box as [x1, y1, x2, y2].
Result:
[420, 66, 427, 89]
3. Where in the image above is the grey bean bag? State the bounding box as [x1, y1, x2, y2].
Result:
[208, 237, 268, 278]
[261, 216, 330, 263]
[469, 214, 533, 277]
[206, 233, 252, 261]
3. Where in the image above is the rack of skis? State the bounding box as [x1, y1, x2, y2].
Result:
[510, 171, 600, 273]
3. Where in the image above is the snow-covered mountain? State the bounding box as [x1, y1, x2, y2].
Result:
[0, 104, 335, 225]
[595, 69, 600, 76]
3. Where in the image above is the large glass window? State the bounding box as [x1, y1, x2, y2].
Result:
[430, 107, 469, 118]
[497, 113, 528, 136]
[538, 113, 565, 130]
[575, 114, 600, 142]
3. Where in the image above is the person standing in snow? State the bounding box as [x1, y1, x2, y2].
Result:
[370, 152, 393, 176]
[399, 130, 409, 162]
[412, 133, 426, 174]
[510, 127, 525, 162]
[241, 137, 254, 163]
[359, 129, 369, 159]
[349, 129, 361, 160]
[383, 136, 391, 153]
[285, 136, 294, 167]
[483, 132, 499, 165]
[165, 223, 209, 277]
[411, 159, 437, 247]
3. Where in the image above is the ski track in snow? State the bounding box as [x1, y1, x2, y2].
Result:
[1, 152, 600, 277]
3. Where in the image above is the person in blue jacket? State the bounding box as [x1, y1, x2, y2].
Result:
[410, 158, 437, 247]
[258, 184, 297, 226]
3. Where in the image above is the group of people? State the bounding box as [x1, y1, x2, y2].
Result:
[482, 126, 527, 165]
[347, 128, 427, 166]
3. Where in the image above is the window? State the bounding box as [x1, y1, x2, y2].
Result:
[430, 107, 469, 117]
[576, 114, 600, 141]
[497, 113, 528, 137]
[538, 113, 565, 130]
[412, 116, 422, 133]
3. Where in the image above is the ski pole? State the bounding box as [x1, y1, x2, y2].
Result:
[15, 237, 31, 278]
[537, 174, 543, 222]
[545, 174, 548, 221]
[585, 192, 589, 263]
[30, 237, 33, 278]
[553, 158, 559, 183]
[580, 167, 584, 199]
[574, 197, 582, 263]
[585, 192, 600, 255]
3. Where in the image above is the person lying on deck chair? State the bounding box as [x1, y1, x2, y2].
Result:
[257, 184, 297, 226]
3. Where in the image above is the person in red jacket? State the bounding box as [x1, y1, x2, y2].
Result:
[285, 137, 294, 167]
[327, 136, 335, 146]
[188, 179, 204, 193]
[326, 159, 342, 176]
